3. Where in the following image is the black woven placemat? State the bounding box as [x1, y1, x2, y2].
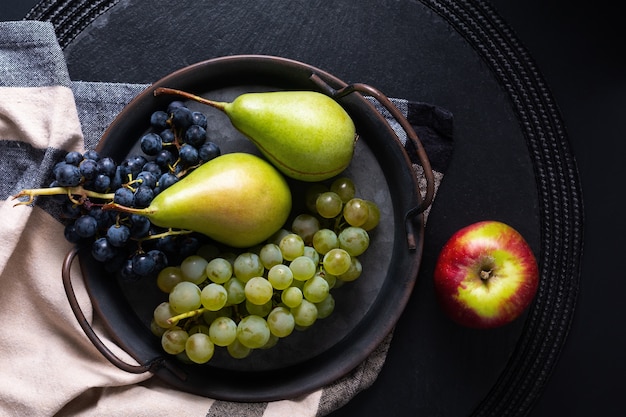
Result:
[419, 1, 583, 416]
[25, 1, 584, 416]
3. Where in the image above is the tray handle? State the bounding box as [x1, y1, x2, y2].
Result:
[310, 74, 435, 250]
[62, 247, 162, 375]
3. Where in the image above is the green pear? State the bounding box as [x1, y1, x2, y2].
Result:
[155, 88, 357, 181]
[109, 153, 292, 248]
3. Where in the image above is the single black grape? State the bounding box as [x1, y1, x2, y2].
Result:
[119, 258, 139, 281]
[97, 157, 117, 177]
[92, 237, 117, 262]
[74, 215, 98, 238]
[132, 252, 157, 276]
[79, 159, 99, 180]
[129, 214, 151, 238]
[92, 173, 111, 193]
[149, 249, 168, 271]
[106, 224, 131, 247]
[179, 144, 199, 166]
[64, 223, 81, 243]
[88, 206, 113, 229]
[171, 106, 194, 129]
[150, 110, 169, 130]
[199, 142, 221, 162]
[134, 185, 154, 208]
[159, 129, 176, 144]
[83, 150, 100, 161]
[191, 111, 208, 128]
[157, 172, 178, 191]
[55, 163, 82, 187]
[155, 150, 176, 168]
[136, 171, 158, 189]
[183, 125, 206, 147]
[64, 151, 83, 166]
[167, 101, 185, 114]
[114, 187, 135, 207]
[141, 161, 162, 177]
[140, 133, 163, 156]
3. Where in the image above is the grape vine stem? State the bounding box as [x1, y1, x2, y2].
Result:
[12, 186, 114, 206]
[167, 307, 207, 326]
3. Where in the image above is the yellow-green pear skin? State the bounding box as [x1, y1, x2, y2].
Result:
[222, 91, 356, 181]
[145, 153, 292, 248]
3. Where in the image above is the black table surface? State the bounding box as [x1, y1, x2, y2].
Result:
[2, 1, 624, 416]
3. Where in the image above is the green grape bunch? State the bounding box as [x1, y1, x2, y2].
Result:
[151, 176, 381, 364]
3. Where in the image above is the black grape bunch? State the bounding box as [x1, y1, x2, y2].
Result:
[40, 100, 222, 280]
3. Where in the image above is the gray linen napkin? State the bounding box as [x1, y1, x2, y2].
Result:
[0, 20, 452, 417]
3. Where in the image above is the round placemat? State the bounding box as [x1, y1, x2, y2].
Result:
[25, 0, 584, 416]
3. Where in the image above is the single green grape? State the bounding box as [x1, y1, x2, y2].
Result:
[180, 255, 208, 285]
[188, 323, 210, 335]
[169, 281, 202, 314]
[156, 266, 184, 293]
[208, 316, 237, 347]
[338, 226, 370, 256]
[267, 306, 295, 338]
[153, 301, 176, 329]
[316, 191, 343, 218]
[227, 338, 251, 359]
[322, 248, 352, 275]
[161, 326, 188, 355]
[303, 274, 330, 303]
[291, 213, 320, 244]
[150, 319, 167, 337]
[244, 277, 274, 305]
[289, 256, 317, 281]
[342, 198, 370, 227]
[330, 177, 356, 203]
[281, 286, 303, 308]
[291, 299, 318, 327]
[245, 299, 273, 317]
[267, 264, 293, 290]
[320, 271, 337, 289]
[259, 243, 283, 269]
[361, 200, 381, 231]
[223, 277, 246, 305]
[185, 333, 214, 364]
[233, 252, 264, 283]
[201, 283, 228, 311]
[312, 228, 339, 255]
[261, 334, 280, 350]
[237, 315, 271, 349]
[205, 257, 233, 284]
[279, 233, 305, 261]
[338, 257, 363, 282]
[315, 294, 335, 319]
[303, 245, 320, 266]
[202, 306, 232, 325]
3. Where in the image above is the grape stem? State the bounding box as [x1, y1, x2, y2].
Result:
[138, 228, 193, 243]
[154, 87, 228, 111]
[167, 307, 207, 326]
[12, 186, 114, 206]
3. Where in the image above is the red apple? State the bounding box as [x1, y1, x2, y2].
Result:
[433, 220, 539, 329]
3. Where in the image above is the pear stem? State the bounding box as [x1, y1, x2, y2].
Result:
[102, 202, 153, 216]
[154, 87, 227, 111]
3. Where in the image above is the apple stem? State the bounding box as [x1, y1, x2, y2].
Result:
[480, 269, 492, 280]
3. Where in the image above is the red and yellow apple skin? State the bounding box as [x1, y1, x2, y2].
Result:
[433, 221, 539, 329]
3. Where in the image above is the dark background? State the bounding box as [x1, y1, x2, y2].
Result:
[2, 1, 624, 416]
